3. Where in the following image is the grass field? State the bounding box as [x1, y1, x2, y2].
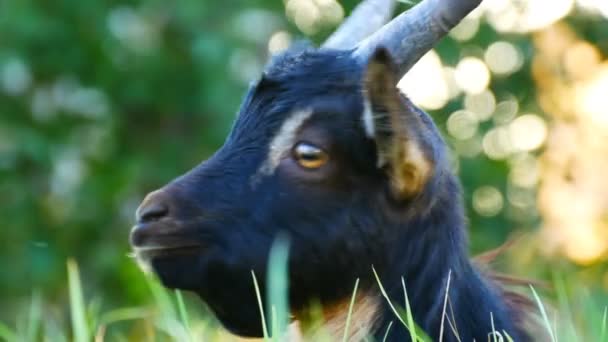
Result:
[0, 258, 605, 342]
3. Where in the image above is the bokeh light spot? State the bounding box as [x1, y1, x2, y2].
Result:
[268, 31, 292, 54]
[107, 6, 159, 53]
[450, 17, 480, 41]
[509, 153, 540, 188]
[509, 114, 548, 151]
[447, 110, 479, 140]
[314, 0, 344, 25]
[493, 99, 519, 124]
[286, 0, 321, 35]
[563, 41, 601, 80]
[578, 65, 608, 128]
[473, 186, 504, 217]
[443, 66, 462, 100]
[399, 50, 448, 110]
[484, 0, 574, 33]
[577, 0, 608, 18]
[0, 58, 31, 96]
[482, 126, 513, 159]
[452, 135, 483, 158]
[485, 41, 523, 75]
[229, 49, 263, 84]
[455, 57, 491, 94]
[464, 90, 496, 121]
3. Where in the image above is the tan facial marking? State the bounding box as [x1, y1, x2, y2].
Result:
[257, 109, 314, 177]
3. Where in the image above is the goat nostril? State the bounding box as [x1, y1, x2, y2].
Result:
[136, 201, 169, 223]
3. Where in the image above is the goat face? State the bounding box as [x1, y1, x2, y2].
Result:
[129, 47, 444, 337]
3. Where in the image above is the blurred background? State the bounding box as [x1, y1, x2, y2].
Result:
[0, 0, 607, 339]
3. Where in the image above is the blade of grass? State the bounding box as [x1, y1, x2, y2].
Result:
[530, 285, 557, 342]
[371, 267, 407, 328]
[553, 310, 559, 342]
[43, 316, 68, 342]
[94, 325, 106, 342]
[175, 290, 192, 342]
[382, 321, 394, 342]
[145, 275, 188, 340]
[87, 297, 102, 337]
[342, 278, 360, 342]
[99, 307, 152, 326]
[439, 270, 452, 342]
[447, 297, 461, 342]
[67, 259, 90, 342]
[271, 306, 278, 342]
[401, 277, 419, 342]
[251, 271, 270, 340]
[401, 277, 433, 342]
[552, 272, 578, 341]
[490, 312, 498, 342]
[146, 276, 175, 317]
[26, 290, 42, 342]
[267, 236, 290, 341]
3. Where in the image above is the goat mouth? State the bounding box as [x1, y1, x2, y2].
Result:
[133, 244, 204, 260]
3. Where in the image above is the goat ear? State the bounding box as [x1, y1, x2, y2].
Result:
[362, 48, 433, 200]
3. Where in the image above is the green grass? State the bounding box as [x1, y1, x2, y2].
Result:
[371, 267, 431, 342]
[252, 270, 270, 340]
[267, 236, 290, 341]
[530, 285, 557, 342]
[67, 260, 89, 342]
[0, 259, 606, 341]
[342, 278, 360, 342]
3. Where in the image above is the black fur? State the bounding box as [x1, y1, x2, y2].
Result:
[130, 47, 529, 341]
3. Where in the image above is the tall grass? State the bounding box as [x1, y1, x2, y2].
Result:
[0, 259, 605, 341]
[371, 267, 431, 342]
[342, 278, 360, 342]
[267, 235, 290, 341]
[67, 260, 89, 342]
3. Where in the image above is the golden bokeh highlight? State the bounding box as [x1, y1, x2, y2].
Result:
[485, 41, 523, 75]
[397, 0, 608, 265]
[532, 22, 608, 265]
[285, 0, 343, 35]
[464, 90, 496, 121]
[509, 114, 547, 152]
[492, 99, 518, 125]
[447, 110, 479, 140]
[455, 57, 491, 94]
[268, 31, 292, 54]
[473, 186, 504, 217]
[398, 50, 449, 110]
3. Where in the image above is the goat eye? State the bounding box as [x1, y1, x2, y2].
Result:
[293, 142, 328, 169]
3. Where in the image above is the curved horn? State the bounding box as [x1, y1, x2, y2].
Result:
[355, 0, 482, 78]
[322, 0, 397, 49]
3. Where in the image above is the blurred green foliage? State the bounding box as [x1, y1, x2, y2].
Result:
[0, 0, 606, 338]
[0, 0, 288, 316]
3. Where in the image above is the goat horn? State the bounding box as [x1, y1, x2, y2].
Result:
[354, 0, 482, 78]
[322, 0, 397, 49]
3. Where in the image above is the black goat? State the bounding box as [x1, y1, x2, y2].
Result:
[130, 0, 532, 340]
